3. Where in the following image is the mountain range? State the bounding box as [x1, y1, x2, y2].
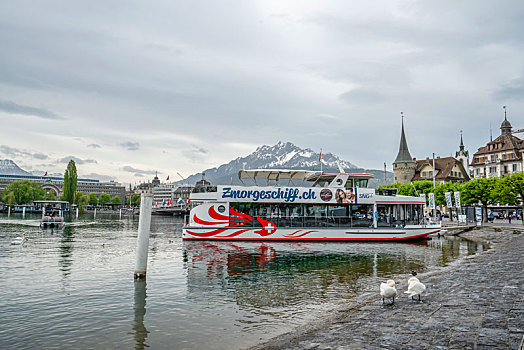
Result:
[0, 159, 31, 176]
[180, 141, 393, 187]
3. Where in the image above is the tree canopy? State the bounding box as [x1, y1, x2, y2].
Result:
[1, 180, 45, 204]
[111, 195, 121, 205]
[98, 193, 111, 205]
[63, 160, 78, 205]
[88, 193, 98, 205]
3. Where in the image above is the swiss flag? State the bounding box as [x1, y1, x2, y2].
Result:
[44, 171, 47, 176]
[166, 175, 169, 181]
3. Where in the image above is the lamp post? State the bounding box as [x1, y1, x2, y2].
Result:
[432, 152, 437, 221]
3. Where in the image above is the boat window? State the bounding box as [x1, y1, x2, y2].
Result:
[345, 179, 354, 188]
[376, 205, 393, 227]
[354, 179, 368, 188]
[350, 204, 373, 227]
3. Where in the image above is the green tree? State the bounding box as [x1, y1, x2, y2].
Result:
[77, 194, 89, 215]
[63, 160, 78, 207]
[44, 190, 57, 201]
[494, 172, 524, 224]
[129, 193, 141, 206]
[111, 195, 121, 205]
[2, 180, 46, 204]
[461, 177, 499, 222]
[2, 191, 15, 205]
[88, 193, 98, 205]
[74, 192, 84, 205]
[98, 193, 111, 205]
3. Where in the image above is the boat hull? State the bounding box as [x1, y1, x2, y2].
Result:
[182, 226, 440, 242]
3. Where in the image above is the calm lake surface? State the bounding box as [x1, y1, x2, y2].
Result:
[0, 213, 487, 349]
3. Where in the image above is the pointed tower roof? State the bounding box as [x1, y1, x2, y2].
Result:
[459, 130, 465, 151]
[501, 106, 512, 135]
[394, 113, 415, 164]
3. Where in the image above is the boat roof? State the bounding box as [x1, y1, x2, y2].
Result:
[306, 172, 374, 181]
[33, 200, 70, 204]
[238, 169, 319, 182]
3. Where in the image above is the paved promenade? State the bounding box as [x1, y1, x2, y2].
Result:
[251, 227, 524, 350]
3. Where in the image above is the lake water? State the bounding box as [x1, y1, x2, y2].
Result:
[0, 213, 487, 349]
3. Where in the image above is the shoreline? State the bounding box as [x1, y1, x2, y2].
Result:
[249, 226, 524, 349]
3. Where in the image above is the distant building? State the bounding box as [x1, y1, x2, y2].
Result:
[455, 131, 470, 168]
[393, 117, 470, 184]
[471, 113, 524, 178]
[135, 172, 161, 195]
[411, 156, 470, 184]
[0, 173, 125, 200]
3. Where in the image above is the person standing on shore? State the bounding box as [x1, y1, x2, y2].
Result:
[509, 211, 512, 224]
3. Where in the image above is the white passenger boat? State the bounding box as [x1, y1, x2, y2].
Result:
[182, 170, 440, 241]
[35, 200, 67, 229]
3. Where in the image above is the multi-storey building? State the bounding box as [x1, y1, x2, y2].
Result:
[0, 173, 125, 200]
[471, 114, 524, 178]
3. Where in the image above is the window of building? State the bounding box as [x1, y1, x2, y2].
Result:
[513, 164, 518, 172]
[476, 168, 480, 175]
[489, 166, 496, 173]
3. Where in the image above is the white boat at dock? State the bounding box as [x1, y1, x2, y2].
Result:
[182, 170, 440, 241]
[34, 200, 67, 229]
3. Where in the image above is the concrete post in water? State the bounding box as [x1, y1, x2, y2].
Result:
[134, 194, 153, 279]
[119, 208, 122, 220]
[94, 207, 97, 219]
[76, 207, 79, 219]
[8, 206, 11, 218]
[42, 206, 45, 219]
[22, 206, 26, 218]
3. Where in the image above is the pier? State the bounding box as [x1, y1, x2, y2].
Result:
[252, 227, 524, 350]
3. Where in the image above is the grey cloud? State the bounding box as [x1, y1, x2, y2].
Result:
[492, 76, 524, 101]
[81, 173, 115, 182]
[0, 145, 49, 160]
[87, 144, 101, 148]
[0, 99, 65, 120]
[121, 142, 140, 151]
[58, 156, 98, 165]
[121, 166, 156, 175]
[339, 89, 388, 104]
[182, 145, 209, 162]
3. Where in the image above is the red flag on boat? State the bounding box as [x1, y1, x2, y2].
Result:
[166, 175, 169, 181]
[318, 150, 322, 163]
[44, 171, 47, 176]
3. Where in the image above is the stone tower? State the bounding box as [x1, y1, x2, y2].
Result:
[393, 115, 416, 184]
[455, 130, 469, 167]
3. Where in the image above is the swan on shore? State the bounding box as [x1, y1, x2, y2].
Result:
[404, 277, 426, 301]
[380, 280, 397, 304]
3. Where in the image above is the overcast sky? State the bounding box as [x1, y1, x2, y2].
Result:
[1, 0, 523, 185]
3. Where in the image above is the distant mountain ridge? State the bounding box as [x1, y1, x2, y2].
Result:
[180, 141, 393, 187]
[0, 159, 31, 176]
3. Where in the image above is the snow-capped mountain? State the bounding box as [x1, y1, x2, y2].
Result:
[0, 159, 31, 176]
[180, 141, 393, 187]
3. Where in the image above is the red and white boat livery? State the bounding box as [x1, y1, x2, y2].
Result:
[183, 170, 440, 241]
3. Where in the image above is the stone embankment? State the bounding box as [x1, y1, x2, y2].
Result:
[251, 227, 524, 350]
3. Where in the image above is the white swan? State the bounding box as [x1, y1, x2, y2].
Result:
[380, 279, 397, 304]
[404, 277, 426, 301]
[10, 234, 25, 246]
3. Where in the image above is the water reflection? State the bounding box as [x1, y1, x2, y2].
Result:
[132, 279, 149, 350]
[183, 238, 485, 310]
[59, 226, 75, 278]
